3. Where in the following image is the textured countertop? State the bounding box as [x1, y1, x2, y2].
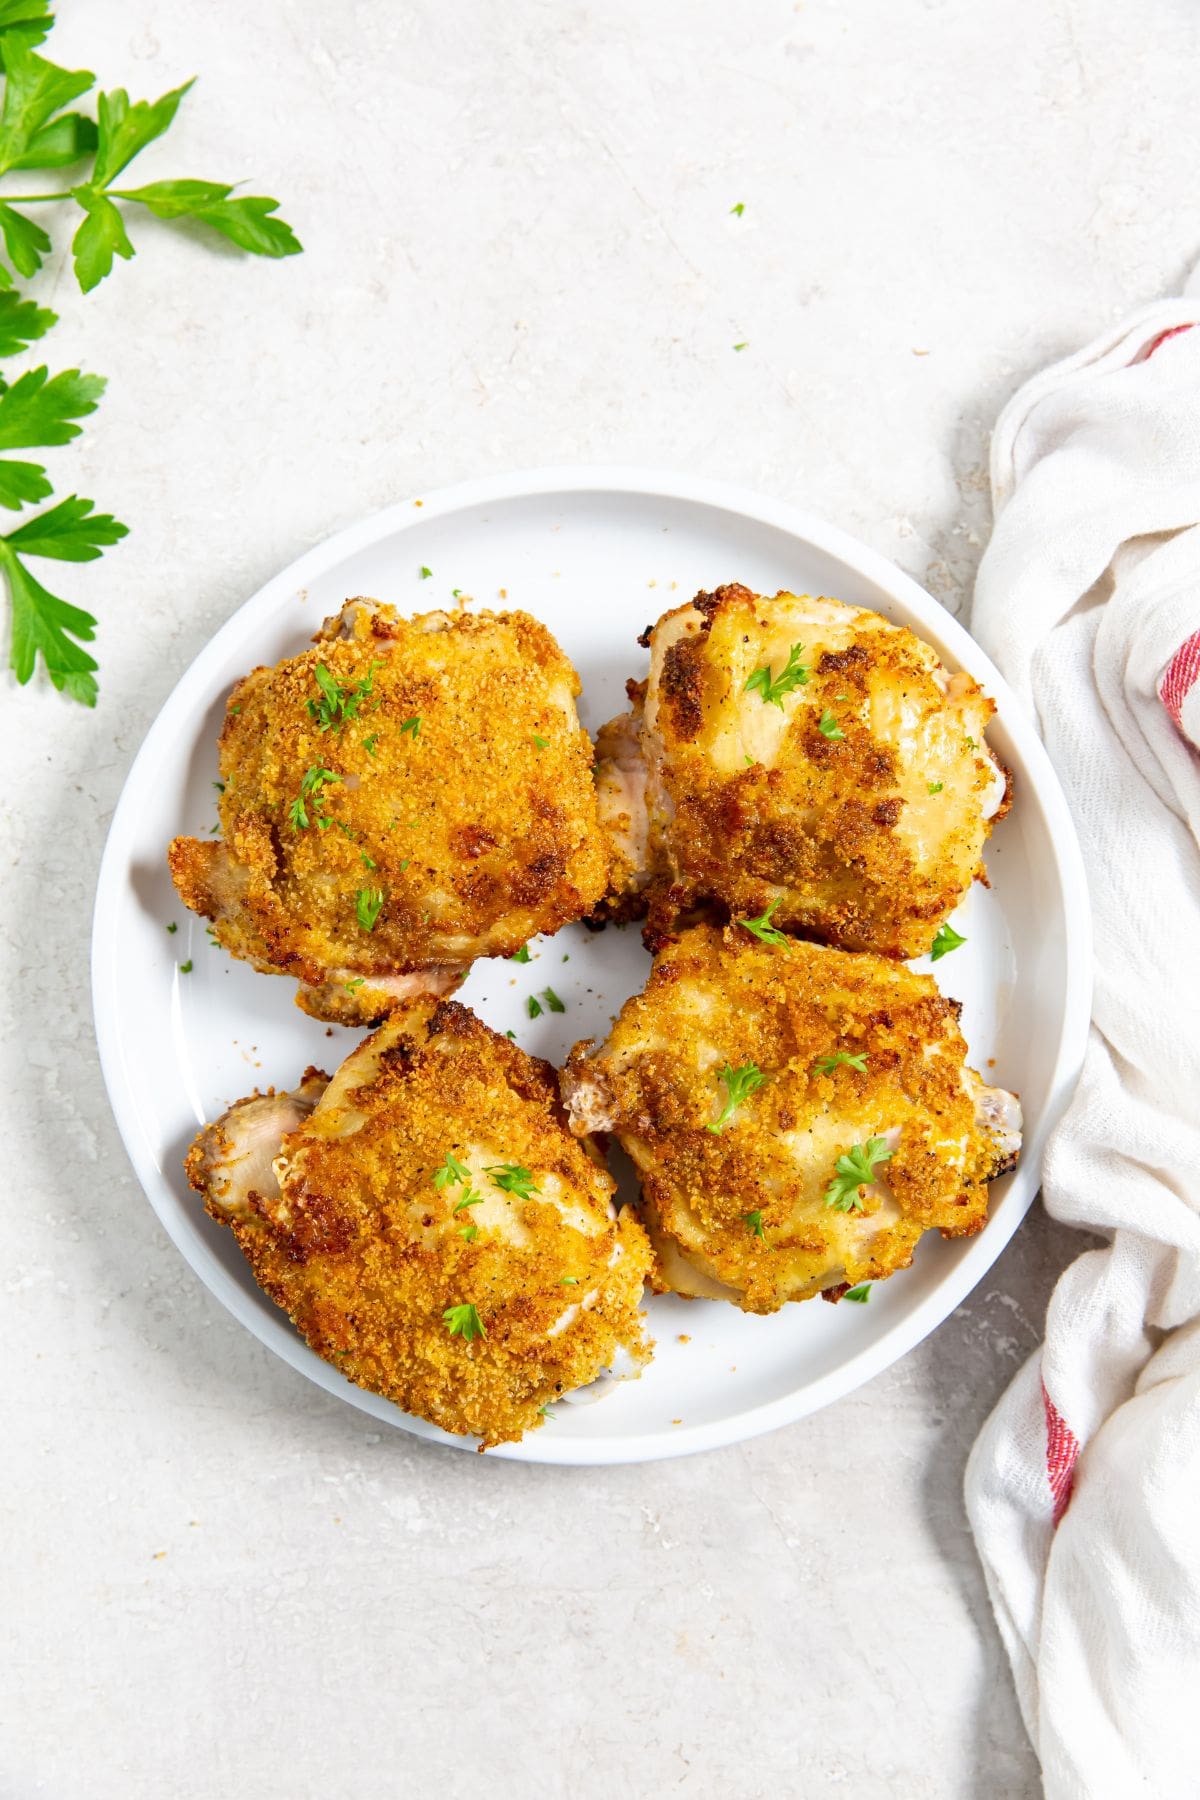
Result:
[4, 2, 1195, 1794]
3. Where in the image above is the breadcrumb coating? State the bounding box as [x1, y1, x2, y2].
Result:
[594, 583, 1010, 958]
[561, 923, 1021, 1312]
[169, 599, 608, 1025]
[186, 1000, 654, 1447]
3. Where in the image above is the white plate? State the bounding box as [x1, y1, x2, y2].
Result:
[92, 468, 1091, 1465]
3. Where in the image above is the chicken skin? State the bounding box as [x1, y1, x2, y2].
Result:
[169, 599, 608, 1026]
[561, 924, 1021, 1312]
[594, 583, 1010, 959]
[186, 999, 654, 1448]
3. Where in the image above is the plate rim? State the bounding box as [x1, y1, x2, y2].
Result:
[91, 464, 1093, 1465]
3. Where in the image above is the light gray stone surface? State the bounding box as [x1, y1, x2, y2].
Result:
[2, 1, 1189, 1793]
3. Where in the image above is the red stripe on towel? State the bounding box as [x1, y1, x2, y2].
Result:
[1160, 629, 1200, 729]
[1137, 322, 1196, 362]
[1042, 1379, 1080, 1526]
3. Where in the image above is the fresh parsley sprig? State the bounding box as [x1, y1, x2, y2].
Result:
[823, 1138, 894, 1212]
[705, 1061, 767, 1134]
[0, 13, 301, 705]
[813, 1051, 869, 1076]
[486, 1163, 540, 1200]
[744, 641, 809, 708]
[930, 923, 966, 961]
[740, 895, 790, 949]
[443, 1303, 485, 1342]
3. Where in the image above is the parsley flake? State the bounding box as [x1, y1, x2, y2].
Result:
[817, 710, 845, 741]
[744, 642, 809, 707]
[705, 1061, 767, 1134]
[733, 341, 748, 351]
[287, 764, 342, 832]
[928, 781, 943, 795]
[355, 884, 385, 931]
[541, 987, 565, 1013]
[730, 201, 745, 217]
[740, 895, 790, 948]
[844, 1284, 872, 1303]
[165, 921, 177, 934]
[532, 734, 548, 749]
[813, 1051, 869, 1076]
[362, 734, 379, 757]
[399, 716, 420, 738]
[178, 958, 192, 973]
[527, 995, 543, 1018]
[824, 1138, 894, 1212]
[744, 1210, 764, 1238]
[508, 945, 531, 963]
[306, 661, 381, 733]
[486, 1163, 539, 1199]
[344, 977, 365, 993]
[452, 1192, 483, 1214]
[930, 923, 966, 961]
[560, 1276, 579, 1285]
[443, 1302, 485, 1341]
[419, 565, 432, 579]
[458, 1224, 479, 1243]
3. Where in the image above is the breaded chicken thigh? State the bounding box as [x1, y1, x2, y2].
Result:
[594, 583, 1009, 958]
[561, 924, 1021, 1312]
[169, 599, 608, 1025]
[187, 1000, 654, 1447]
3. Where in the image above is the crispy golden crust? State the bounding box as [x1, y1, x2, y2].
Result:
[169, 601, 608, 1024]
[594, 584, 1009, 959]
[562, 924, 1019, 1313]
[186, 1001, 654, 1447]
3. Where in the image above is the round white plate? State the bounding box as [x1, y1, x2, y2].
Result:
[92, 468, 1091, 1465]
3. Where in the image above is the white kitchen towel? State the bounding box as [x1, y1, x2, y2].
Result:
[964, 291, 1200, 1800]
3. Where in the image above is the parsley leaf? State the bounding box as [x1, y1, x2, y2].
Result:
[306, 660, 381, 732]
[844, 1283, 872, 1303]
[0, 35, 93, 178]
[508, 945, 531, 963]
[813, 1051, 869, 1075]
[398, 715, 420, 738]
[541, 987, 565, 1013]
[740, 895, 790, 948]
[817, 710, 845, 741]
[0, 290, 53, 356]
[443, 1302, 485, 1341]
[458, 1223, 479, 1243]
[355, 884, 385, 931]
[930, 923, 966, 961]
[419, 565, 432, 579]
[526, 995, 542, 1019]
[178, 958, 192, 973]
[744, 1210, 764, 1237]
[744, 641, 809, 707]
[113, 180, 300, 261]
[730, 201, 745, 216]
[287, 764, 341, 831]
[433, 1151, 471, 1189]
[705, 1061, 767, 1134]
[532, 733, 548, 749]
[927, 781, 943, 795]
[486, 1163, 539, 1199]
[824, 1138, 894, 1212]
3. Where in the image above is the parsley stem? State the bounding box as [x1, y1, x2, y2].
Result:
[0, 192, 73, 203]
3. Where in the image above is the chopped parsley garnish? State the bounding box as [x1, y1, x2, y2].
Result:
[419, 565, 432, 579]
[213, 779, 225, 793]
[355, 884, 385, 931]
[399, 715, 421, 738]
[730, 201, 745, 217]
[733, 341, 748, 351]
[817, 710, 844, 741]
[505, 1029, 516, 1040]
[965, 736, 977, 750]
[744, 641, 809, 708]
[560, 1276, 579, 1285]
[360, 851, 376, 869]
[452, 1192, 483, 1214]
[740, 895, 789, 948]
[532, 734, 548, 749]
[443, 1302, 485, 1340]
[178, 959, 193, 973]
[844, 1284, 872, 1303]
[458, 1224, 479, 1243]
[508, 945, 531, 963]
[486, 1163, 539, 1199]
[541, 987, 565, 1013]
[433, 1152, 472, 1190]
[824, 1138, 894, 1212]
[813, 1051, 869, 1076]
[306, 661, 381, 733]
[930, 923, 966, 961]
[744, 1210, 764, 1238]
[287, 764, 342, 831]
[705, 1061, 767, 1134]
[527, 995, 543, 1018]
[344, 977, 364, 993]
[165, 921, 177, 934]
[538, 1404, 556, 1419]
[927, 781, 943, 795]
[362, 734, 379, 757]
